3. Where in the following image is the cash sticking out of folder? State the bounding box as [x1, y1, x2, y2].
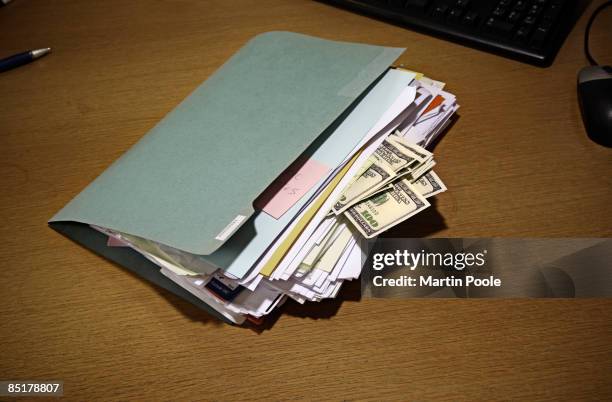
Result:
[49, 32, 458, 325]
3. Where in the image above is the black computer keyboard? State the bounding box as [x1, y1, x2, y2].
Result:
[322, 0, 589, 66]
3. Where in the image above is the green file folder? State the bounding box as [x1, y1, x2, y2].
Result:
[50, 32, 404, 322]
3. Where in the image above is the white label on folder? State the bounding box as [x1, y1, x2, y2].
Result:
[215, 215, 247, 241]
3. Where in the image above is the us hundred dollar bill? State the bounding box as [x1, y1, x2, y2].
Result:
[387, 135, 434, 178]
[409, 159, 436, 181]
[374, 139, 421, 172]
[356, 183, 394, 202]
[333, 138, 428, 215]
[411, 170, 447, 198]
[388, 133, 433, 162]
[344, 178, 430, 239]
[332, 154, 396, 214]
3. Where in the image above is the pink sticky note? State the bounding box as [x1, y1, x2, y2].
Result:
[255, 158, 330, 220]
[107, 236, 129, 247]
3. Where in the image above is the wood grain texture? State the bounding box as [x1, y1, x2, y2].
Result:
[1, 1, 611, 401]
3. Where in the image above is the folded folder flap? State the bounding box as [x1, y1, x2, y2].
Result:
[50, 31, 404, 255]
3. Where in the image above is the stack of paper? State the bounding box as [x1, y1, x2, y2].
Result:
[92, 69, 458, 325]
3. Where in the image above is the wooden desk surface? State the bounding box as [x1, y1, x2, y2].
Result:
[1, 1, 610, 400]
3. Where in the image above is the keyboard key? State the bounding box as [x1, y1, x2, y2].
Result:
[486, 17, 514, 34]
[514, 1, 527, 11]
[492, 7, 506, 17]
[508, 10, 521, 23]
[462, 11, 478, 25]
[528, 4, 542, 15]
[515, 25, 531, 41]
[432, 5, 449, 17]
[448, 7, 463, 20]
[540, 19, 553, 30]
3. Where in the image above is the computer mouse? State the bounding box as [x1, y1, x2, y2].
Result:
[577, 65, 612, 147]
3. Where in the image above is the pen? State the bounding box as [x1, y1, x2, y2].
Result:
[0, 48, 52, 73]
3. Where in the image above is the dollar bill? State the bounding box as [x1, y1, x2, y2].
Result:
[388, 133, 433, 162]
[344, 178, 430, 239]
[342, 139, 427, 207]
[332, 154, 396, 215]
[374, 139, 421, 172]
[333, 137, 430, 215]
[386, 134, 434, 178]
[327, 182, 393, 217]
[409, 159, 436, 181]
[357, 182, 394, 201]
[411, 170, 447, 198]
